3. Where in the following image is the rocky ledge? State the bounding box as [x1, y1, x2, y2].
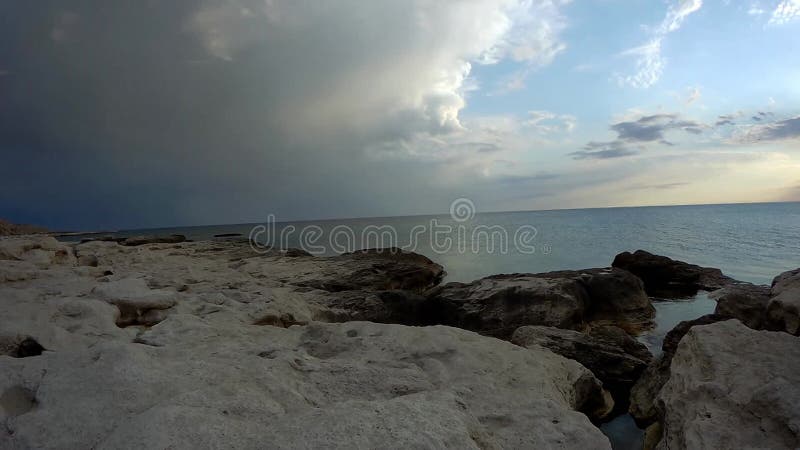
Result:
[0, 236, 616, 449]
[0, 219, 49, 237]
[1, 236, 798, 449]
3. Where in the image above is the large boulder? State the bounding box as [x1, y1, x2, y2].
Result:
[1, 320, 614, 449]
[712, 283, 771, 329]
[575, 268, 656, 331]
[766, 268, 800, 335]
[512, 325, 652, 409]
[612, 250, 732, 297]
[656, 320, 800, 449]
[628, 314, 725, 426]
[709, 269, 800, 336]
[427, 268, 654, 339]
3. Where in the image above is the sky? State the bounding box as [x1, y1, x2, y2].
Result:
[1, 0, 799, 230]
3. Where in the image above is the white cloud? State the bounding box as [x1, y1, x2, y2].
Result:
[769, 0, 800, 24]
[618, 0, 702, 88]
[618, 39, 664, 88]
[685, 86, 702, 104]
[748, 4, 766, 16]
[524, 110, 577, 133]
[658, 0, 703, 33]
[187, 0, 570, 139]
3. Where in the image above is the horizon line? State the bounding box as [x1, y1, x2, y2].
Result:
[53, 199, 800, 235]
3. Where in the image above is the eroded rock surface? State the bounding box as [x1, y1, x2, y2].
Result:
[657, 320, 800, 449]
[711, 283, 771, 329]
[512, 324, 651, 409]
[290, 248, 445, 293]
[629, 314, 726, 426]
[766, 268, 800, 335]
[428, 268, 654, 339]
[710, 269, 800, 335]
[92, 277, 178, 326]
[0, 219, 48, 236]
[0, 236, 612, 449]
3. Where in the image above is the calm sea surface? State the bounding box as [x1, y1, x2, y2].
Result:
[72, 202, 800, 285]
[60, 202, 800, 448]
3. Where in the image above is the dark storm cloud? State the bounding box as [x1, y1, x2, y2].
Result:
[3, 1, 562, 229]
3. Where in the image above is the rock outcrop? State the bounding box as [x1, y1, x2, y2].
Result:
[656, 320, 800, 449]
[711, 283, 771, 329]
[628, 314, 726, 426]
[512, 325, 652, 409]
[427, 268, 654, 339]
[0, 236, 615, 448]
[766, 268, 800, 335]
[0, 219, 48, 236]
[290, 248, 445, 294]
[121, 234, 187, 246]
[0, 236, 77, 282]
[612, 250, 733, 297]
[710, 268, 800, 335]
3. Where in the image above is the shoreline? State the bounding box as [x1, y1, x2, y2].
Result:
[1, 234, 798, 449]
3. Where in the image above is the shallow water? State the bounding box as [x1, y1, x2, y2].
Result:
[600, 414, 644, 450]
[601, 292, 718, 448]
[638, 292, 718, 357]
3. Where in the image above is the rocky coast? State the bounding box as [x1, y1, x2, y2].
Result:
[1, 234, 798, 449]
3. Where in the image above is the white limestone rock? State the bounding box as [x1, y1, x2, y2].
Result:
[657, 319, 800, 449]
[2, 320, 613, 449]
[766, 268, 800, 335]
[0, 236, 613, 449]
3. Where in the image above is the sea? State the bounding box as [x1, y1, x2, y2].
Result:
[59, 201, 800, 448]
